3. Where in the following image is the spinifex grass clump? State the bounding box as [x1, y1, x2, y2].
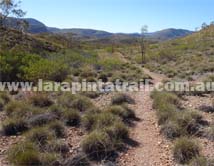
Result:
[63, 109, 81, 126]
[204, 125, 214, 141]
[29, 93, 53, 108]
[173, 137, 200, 164]
[107, 105, 136, 122]
[2, 118, 28, 136]
[111, 93, 135, 105]
[48, 120, 66, 138]
[81, 131, 114, 160]
[26, 127, 54, 146]
[8, 142, 41, 166]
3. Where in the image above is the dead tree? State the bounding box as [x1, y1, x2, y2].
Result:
[140, 25, 148, 67]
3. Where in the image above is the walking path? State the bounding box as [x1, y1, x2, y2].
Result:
[118, 68, 174, 166]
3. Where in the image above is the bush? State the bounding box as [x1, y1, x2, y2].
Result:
[112, 93, 135, 105]
[5, 101, 28, 116]
[176, 111, 203, 136]
[23, 59, 69, 82]
[8, 142, 41, 166]
[48, 121, 66, 138]
[173, 137, 200, 164]
[190, 157, 208, 166]
[63, 109, 81, 126]
[2, 118, 28, 136]
[199, 105, 214, 113]
[0, 92, 11, 104]
[0, 92, 10, 111]
[29, 94, 53, 107]
[27, 112, 57, 127]
[81, 131, 114, 160]
[151, 91, 180, 110]
[81, 112, 99, 131]
[156, 104, 178, 125]
[26, 127, 53, 146]
[0, 99, 4, 111]
[70, 96, 93, 112]
[105, 121, 129, 140]
[81, 91, 100, 99]
[204, 125, 214, 141]
[49, 105, 65, 118]
[64, 153, 90, 166]
[107, 105, 135, 121]
[40, 153, 59, 166]
[46, 140, 69, 154]
[94, 112, 118, 130]
[161, 121, 181, 139]
[57, 93, 76, 108]
[98, 73, 108, 82]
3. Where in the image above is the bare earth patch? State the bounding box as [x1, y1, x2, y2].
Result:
[117, 69, 174, 166]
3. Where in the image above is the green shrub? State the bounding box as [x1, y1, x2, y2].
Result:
[94, 112, 118, 130]
[0, 99, 4, 111]
[48, 121, 66, 138]
[204, 125, 214, 141]
[98, 73, 108, 82]
[2, 118, 28, 136]
[5, 101, 28, 116]
[161, 121, 181, 139]
[57, 93, 76, 108]
[49, 105, 65, 118]
[0, 92, 10, 104]
[8, 142, 41, 166]
[107, 105, 135, 121]
[80, 70, 97, 78]
[29, 94, 53, 107]
[82, 112, 99, 131]
[151, 91, 180, 109]
[81, 131, 114, 160]
[46, 140, 69, 154]
[40, 153, 59, 166]
[64, 154, 90, 166]
[156, 104, 178, 125]
[190, 157, 208, 166]
[199, 105, 214, 113]
[27, 112, 57, 127]
[105, 121, 129, 140]
[173, 137, 200, 164]
[70, 96, 93, 112]
[26, 127, 53, 146]
[81, 91, 100, 99]
[112, 93, 135, 105]
[23, 59, 69, 82]
[176, 111, 203, 136]
[63, 109, 81, 126]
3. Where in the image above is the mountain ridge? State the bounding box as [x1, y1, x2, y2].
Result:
[5, 17, 193, 41]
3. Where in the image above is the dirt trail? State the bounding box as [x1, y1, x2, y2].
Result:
[118, 68, 174, 166]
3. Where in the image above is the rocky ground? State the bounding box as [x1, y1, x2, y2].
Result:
[1, 67, 213, 166]
[182, 95, 214, 160]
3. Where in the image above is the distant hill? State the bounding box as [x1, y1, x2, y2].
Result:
[5, 17, 193, 40]
[48, 27, 112, 38]
[146, 25, 214, 79]
[48, 27, 193, 41]
[146, 28, 193, 41]
[5, 18, 48, 33]
[0, 27, 62, 54]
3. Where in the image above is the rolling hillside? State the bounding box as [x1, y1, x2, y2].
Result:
[0, 27, 62, 54]
[146, 25, 214, 79]
[5, 17, 193, 40]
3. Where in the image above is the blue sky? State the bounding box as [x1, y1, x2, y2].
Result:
[21, 0, 214, 33]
